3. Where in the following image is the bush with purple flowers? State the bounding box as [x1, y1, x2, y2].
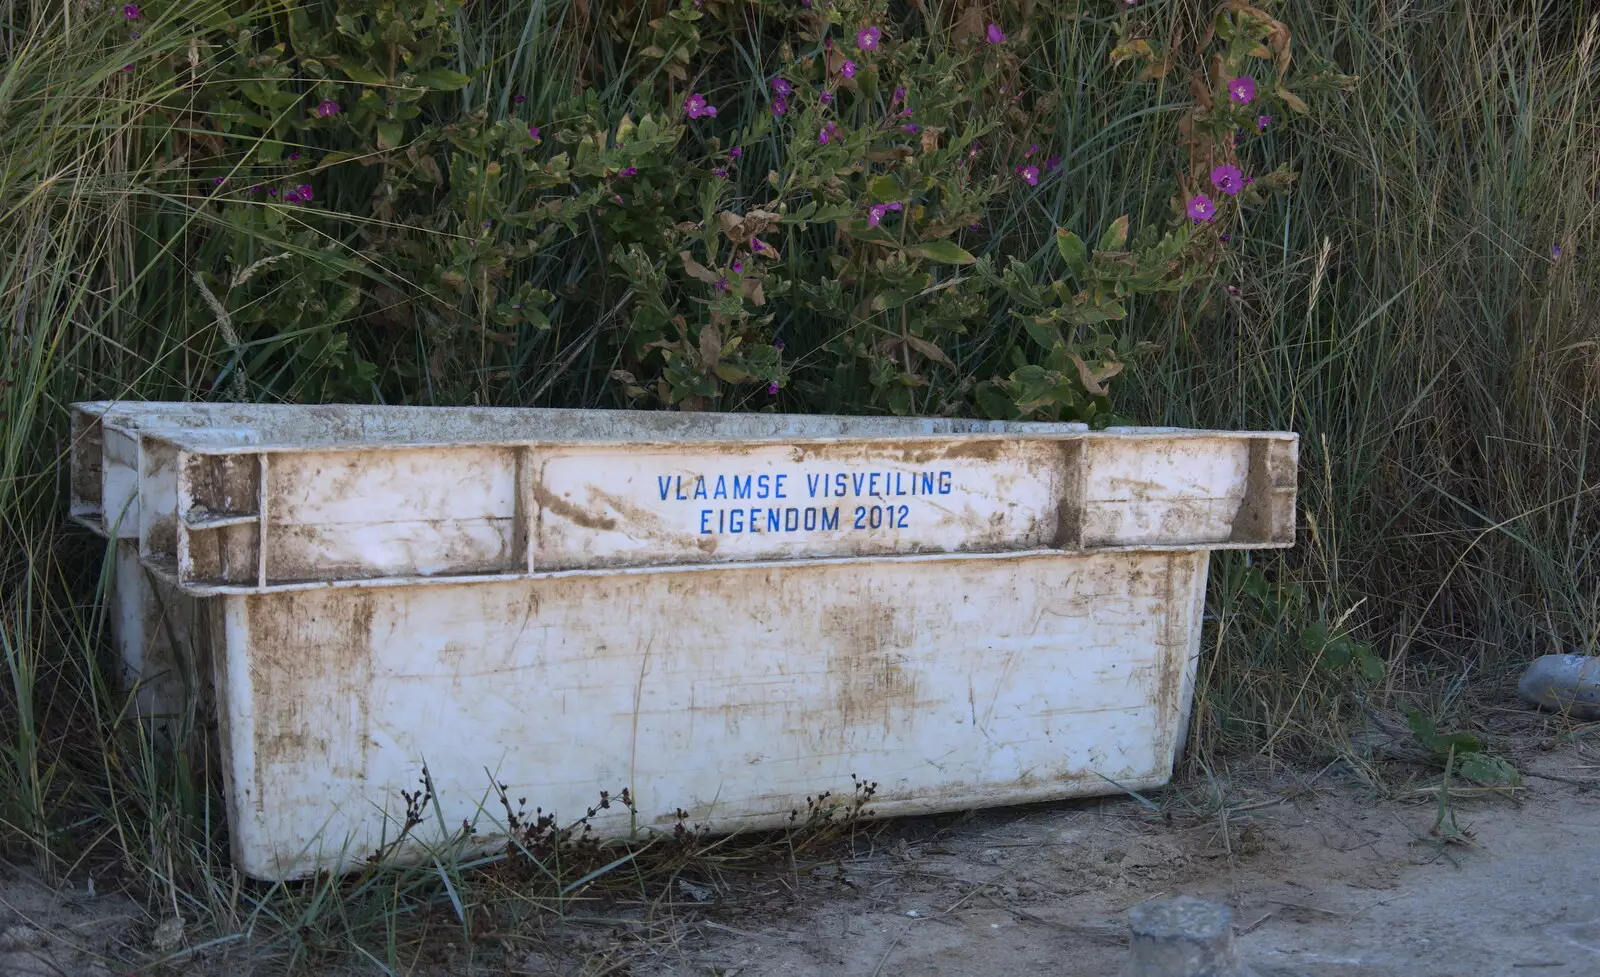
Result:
[120, 0, 1341, 416]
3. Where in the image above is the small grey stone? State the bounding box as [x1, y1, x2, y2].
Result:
[676, 879, 714, 903]
[150, 914, 185, 953]
[1519, 655, 1600, 721]
[1126, 896, 1249, 977]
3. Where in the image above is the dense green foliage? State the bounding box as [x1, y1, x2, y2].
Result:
[74, 0, 1342, 419]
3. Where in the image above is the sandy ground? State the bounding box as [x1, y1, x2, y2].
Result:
[598, 737, 1600, 977]
[2, 723, 1596, 976]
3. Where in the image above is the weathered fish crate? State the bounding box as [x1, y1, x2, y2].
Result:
[70, 402, 1296, 880]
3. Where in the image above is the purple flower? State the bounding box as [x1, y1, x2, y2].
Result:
[856, 26, 882, 51]
[902, 123, 920, 133]
[732, 260, 744, 273]
[712, 167, 729, 178]
[1044, 155, 1062, 173]
[820, 90, 835, 105]
[840, 60, 857, 78]
[211, 176, 226, 185]
[267, 188, 277, 197]
[969, 222, 981, 231]
[684, 92, 717, 119]
[986, 23, 1006, 44]
[867, 204, 888, 227]
[818, 122, 838, 145]
[1187, 194, 1216, 222]
[619, 166, 638, 177]
[1228, 77, 1257, 105]
[1225, 285, 1241, 297]
[1219, 234, 1232, 243]
[248, 185, 261, 195]
[729, 147, 743, 159]
[774, 338, 786, 351]
[1026, 143, 1038, 158]
[887, 202, 902, 211]
[1552, 244, 1563, 260]
[123, 4, 138, 19]
[1018, 164, 1040, 186]
[1209, 164, 1244, 196]
[122, 64, 134, 71]
[316, 100, 340, 117]
[528, 124, 541, 141]
[771, 77, 794, 97]
[714, 276, 729, 292]
[892, 86, 906, 104]
[1257, 114, 1272, 132]
[288, 151, 302, 161]
[767, 381, 780, 395]
[771, 95, 789, 116]
[294, 184, 312, 202]
[513, 95, 527, 105]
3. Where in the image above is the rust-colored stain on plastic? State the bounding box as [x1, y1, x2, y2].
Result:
[246, 590, 374, 786]
[531, 480, 618, 532]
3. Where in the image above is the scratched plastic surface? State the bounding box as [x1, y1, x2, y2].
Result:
[71, 402, 1297, 880]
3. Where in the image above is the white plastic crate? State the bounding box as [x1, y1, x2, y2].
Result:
[71, 402, 1296, 880]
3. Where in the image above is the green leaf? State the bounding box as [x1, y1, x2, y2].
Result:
[850, 225, 901, 247]
[1098, 215, 1130, 252]
[341, 63, 389, 86]
[1242, 567, 1268, 602]
[376, 120, 404, 149]
[911, 240, 976, 265]
[872, 287, 925, 312]
[974, 382, 1017, 420]
[870, 175, 898, 200]
[1021, 318, 1060, 351]
[1056, 230, 1089, 279]
[858, 65, 879, 101]
[414, 68, 470, 91]
[1359, 652, 1386, 683]
[1406, 712, 1482, 757]
[1320, 637, 1353, 671]
[1458, 753, 1521, 788]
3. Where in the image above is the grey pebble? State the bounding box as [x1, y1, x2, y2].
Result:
[1519, 654, 1600, 720]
